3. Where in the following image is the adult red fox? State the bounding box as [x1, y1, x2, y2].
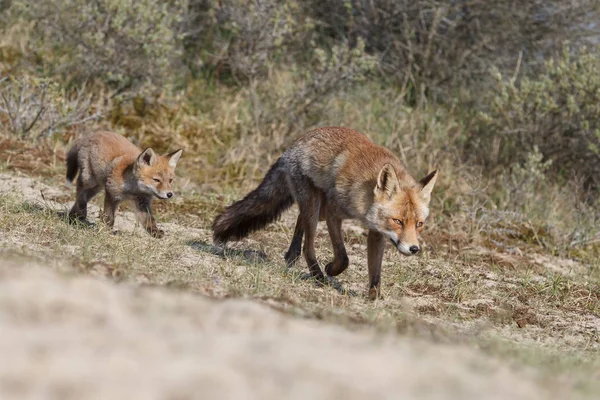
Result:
[66, 131, 183, 238]
[212, 127, 437, 299]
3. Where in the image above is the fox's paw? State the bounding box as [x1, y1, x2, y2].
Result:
[67, 215, 94, 227]
[308, 269, 326, 285]
[150, 229, 165, 239]
[284, 251, 301, 268]
[368, 286, 382, 301]
[325, 262, 336, 276]
[325, 257, 349, 277]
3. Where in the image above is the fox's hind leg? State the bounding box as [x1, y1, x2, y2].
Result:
[324, 213, 349, 277]
[300, 199, 324, 281]
[69, 178, 101, 222]
[284, 216, 303, 267]
[293, 186, 325, 282]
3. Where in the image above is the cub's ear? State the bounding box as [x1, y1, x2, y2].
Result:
[418, 170, 438, 204]
[167, 149, 183, 168]
[137, 148, 157, 166]
[374, 164, 399, 199]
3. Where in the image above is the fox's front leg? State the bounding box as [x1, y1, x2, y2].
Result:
[324, 214, 349, 277]
[101, 193, 120, 229]
[135, 196, 164, 238]
[367, 229, 385, 300]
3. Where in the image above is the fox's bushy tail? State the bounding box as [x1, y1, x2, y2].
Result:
[65, 145, 80, 187]
[212, 158, 294, 244]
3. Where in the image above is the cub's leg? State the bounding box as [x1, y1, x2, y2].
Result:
[134, 196, 164, 238]
[69, 178, 101, 222]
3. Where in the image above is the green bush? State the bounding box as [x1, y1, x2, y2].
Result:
[307, 0, 599, 103]
[6, 0, 599, 105]
[476, 45, 600, 192]
[250, 39, 376, 133]
[12, 0, 187, 95]
[184, 0, 315, 82]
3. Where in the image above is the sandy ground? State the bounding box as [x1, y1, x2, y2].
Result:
[0, 254, 558, 400]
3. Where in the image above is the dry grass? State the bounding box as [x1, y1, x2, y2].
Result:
[0, 137, 66, 177]
[0, 164, 599, 398]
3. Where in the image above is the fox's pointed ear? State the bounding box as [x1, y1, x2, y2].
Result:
[375, 164, 399, 198]
[138, 148, 157, 166]
[418, 170, 438, 203]
[167, 149, 183, 168]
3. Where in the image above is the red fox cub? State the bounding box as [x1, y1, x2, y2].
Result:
[212, 126, 437, 299]
[65, 131, 183, 238]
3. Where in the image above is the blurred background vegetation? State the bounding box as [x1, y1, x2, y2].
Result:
[1, 0, 599, 260]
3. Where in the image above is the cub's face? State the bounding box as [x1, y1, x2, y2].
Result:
[135, 148, 183, 199]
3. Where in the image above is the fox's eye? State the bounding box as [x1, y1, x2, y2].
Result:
[393, 219, 403, 227]
[153, 178, 161, 183]
[169, 179, 173, 184]
[417, 221, 424, 228]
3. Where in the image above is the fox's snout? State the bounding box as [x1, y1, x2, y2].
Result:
[137, 179, 176, 200]
[156, 190, 174, 200]
[393, 239, 421, 256]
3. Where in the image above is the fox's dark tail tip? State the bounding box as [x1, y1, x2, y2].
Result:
[211, 199, 293, 245]
[211, 214, 232, 245]
[65, 148, 79, 188]
[210, 157, 294, 245]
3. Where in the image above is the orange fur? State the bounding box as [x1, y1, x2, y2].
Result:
[65, 131, 183, 237]
[212, 127, 438, 299]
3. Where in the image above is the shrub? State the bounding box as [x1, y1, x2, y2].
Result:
[184, 0, 315, 82]
[307, 0, 600, 102]
[247, 39, 377, 134]
[12, 0, 187, 95]
[0, 76, 101, 140]
[475, 45, 600, 192]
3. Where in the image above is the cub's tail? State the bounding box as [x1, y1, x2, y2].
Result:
[212, 157, 294, 244]
[65, 144, 80, 188]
